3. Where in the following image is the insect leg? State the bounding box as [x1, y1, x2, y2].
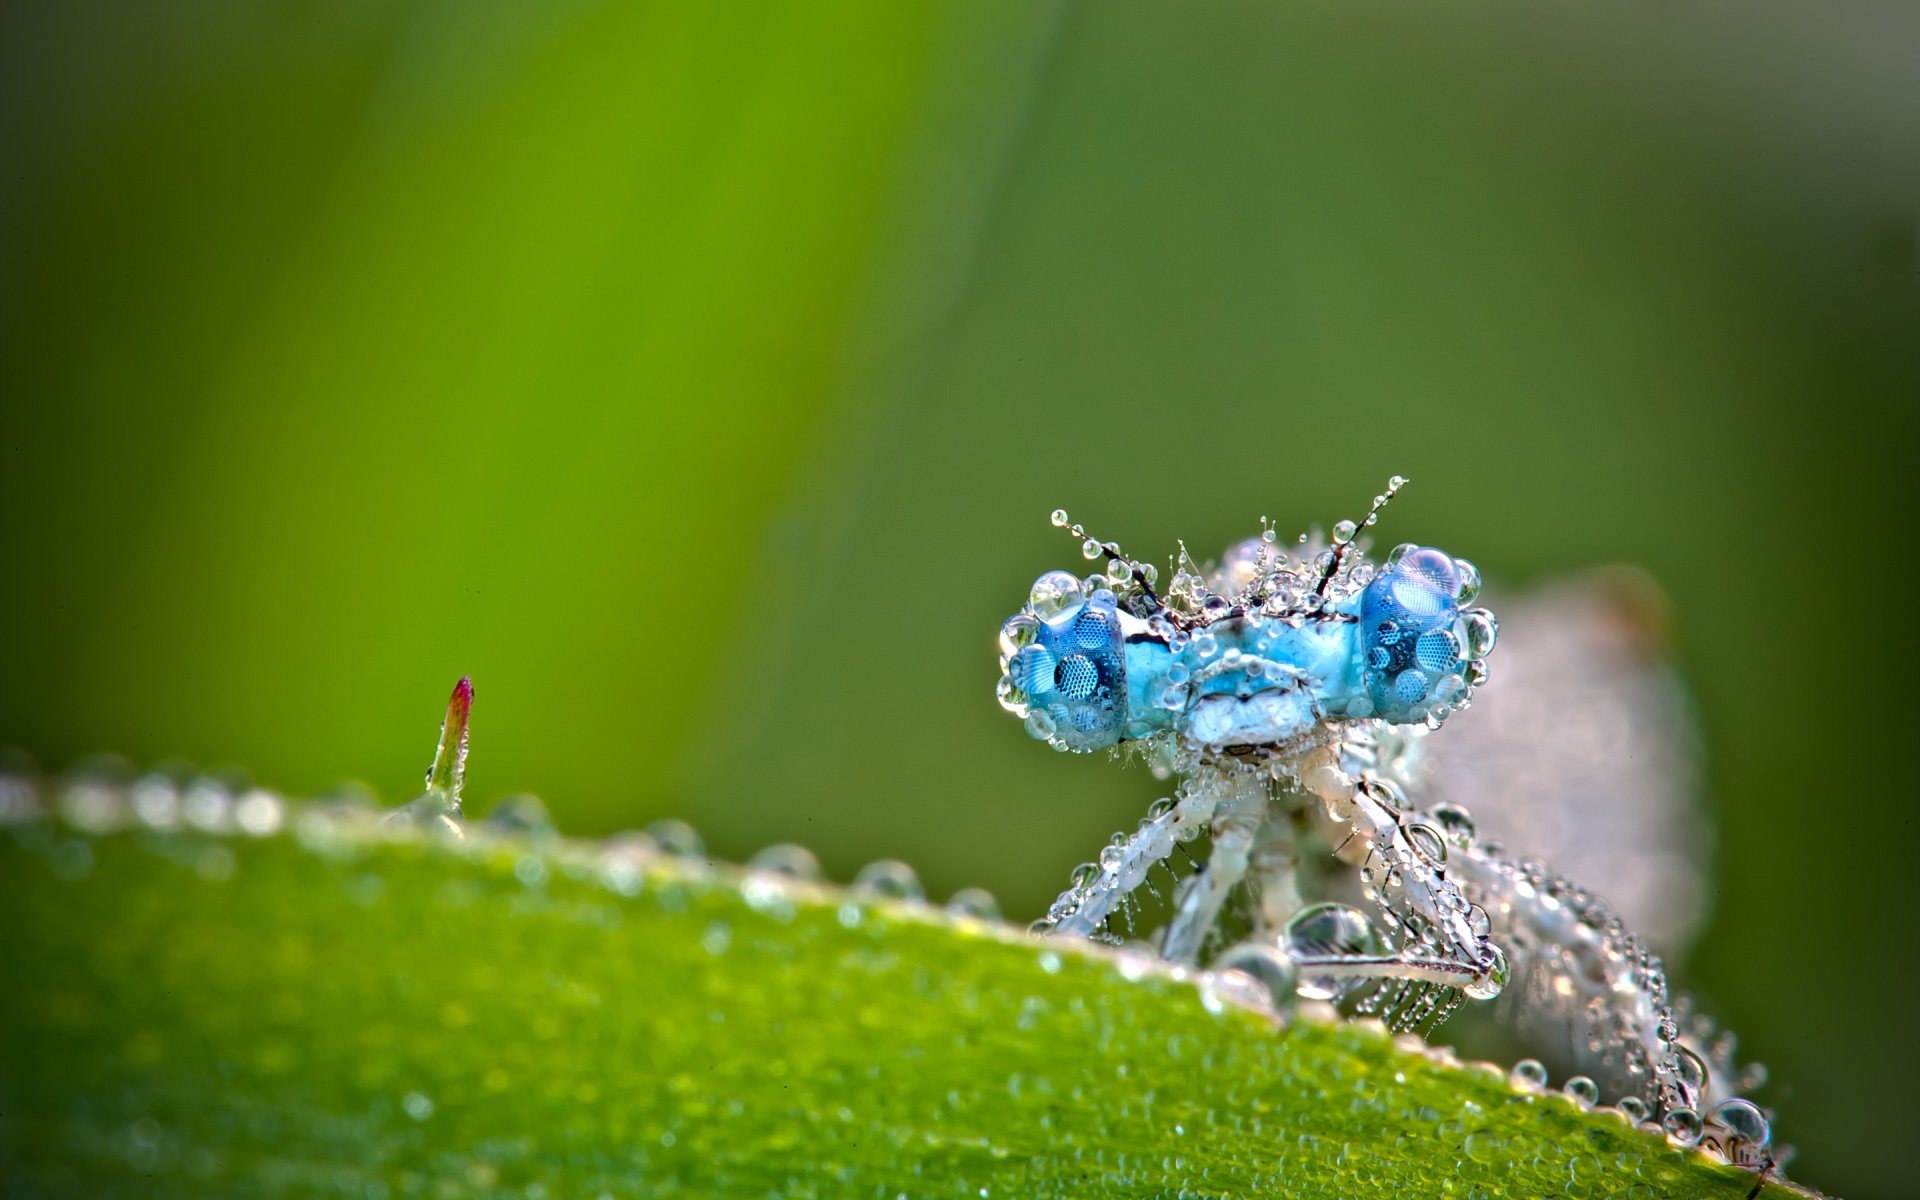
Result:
[1159, 811, 1258, 963]
[1245, 807, 1305, 934]
[1335, 777, 1502, 994]
[1038, 789, 1219, 942]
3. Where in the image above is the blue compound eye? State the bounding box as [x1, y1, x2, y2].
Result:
[1055, 653, 1099, 699]
[1361, 547, 1476, 723]
[1010, 644, 1057, 695]
[1383, 547, 1459, 615]
[1020, 599, 1129, 751]
[1072, 609, 1112, 648]
[1414, 628, 1460, 673]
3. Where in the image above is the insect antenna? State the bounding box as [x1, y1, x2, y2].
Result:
[1050, 509, 1164, 609]
[1313, 474, 1410, 600]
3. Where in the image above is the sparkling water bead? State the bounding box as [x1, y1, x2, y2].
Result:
[1463, 943, 1508, 1000]
[1452, 557, 1482, 605]
[995, 674, 1028, 717]
[1662, 1108, 1703, 1145]
[646, 817, 705, 859]
[1510, 1059, 1549, 1089]
[944, 886, 1002, 921]
[1214, 941, 1299, 1010]
[1406, 822, 1448, 863]
[851, 858, 924, 902]
[748, 843, 822, 880]
[999, 613, 1039, 657]
[1429, 803, 1476, 844]
[483, 792, 554, 834]
[1562, 1076, 1600, 1105]
[1673, 1045, 1711, 1105]
[1461, 607, 1499, 660]
[1284, 903, 1384, 1000]
[1028, 570, 1085, 618]
[1708, 1099, 1771, 1147]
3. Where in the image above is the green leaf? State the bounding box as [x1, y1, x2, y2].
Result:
[0, 801, 1804, 1198]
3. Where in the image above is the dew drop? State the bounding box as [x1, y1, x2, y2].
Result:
[1453, 558, 1482, 606]
[852, 859, 924, 902]
[234, 789, 285, 837]
[1284, 904, 1383, 1000]
[1051, 509, 1070, 527]
[183, 779, 233, 833]
[1661, 1108, 1703, 1145]
[1707, 1099, 1770, 1147]
[748, 843, 822, 880]
[998, 613, 1040, 657]
[1213, 941, 1299, 1010]
[1673, 1046, 1711, 1102]
[483, 793, 555, 836]
[1429, 803, 1475, 844]
[1029, 571, 1086, 618]
[1461, 608, 1499, 660]
[1332, 519, 1357, 544]
[130, 774, 183, 830]
[1462, 1128, 1502, 1164]
[1510, 1059, 1549, 1089]
[646, 818, 705, 859]
[1562, 1076, 1599, 1106]
[1406, 823, 1447, 863]
[945, 887, 1001, 921]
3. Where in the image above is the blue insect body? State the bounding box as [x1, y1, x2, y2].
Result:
[994, 482, 1779, 1171]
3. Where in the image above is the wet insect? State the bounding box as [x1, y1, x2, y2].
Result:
[995, 478, 1780, 1172]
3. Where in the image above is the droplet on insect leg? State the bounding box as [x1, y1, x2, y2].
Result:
[1214, 942, 1299, 1011]
[1284, 903, 1383, 1000]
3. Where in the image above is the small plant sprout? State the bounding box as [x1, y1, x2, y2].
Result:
[384, 676, 473, 837]
[998, 479, 1783, 1180]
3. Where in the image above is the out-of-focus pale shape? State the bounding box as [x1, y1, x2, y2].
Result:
[1421, 569, 1709, 955]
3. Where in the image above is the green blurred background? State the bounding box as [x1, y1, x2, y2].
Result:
[2, 1, 1913, 1194]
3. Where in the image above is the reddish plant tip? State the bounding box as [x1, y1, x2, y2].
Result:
[450, 676, 473, 714]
